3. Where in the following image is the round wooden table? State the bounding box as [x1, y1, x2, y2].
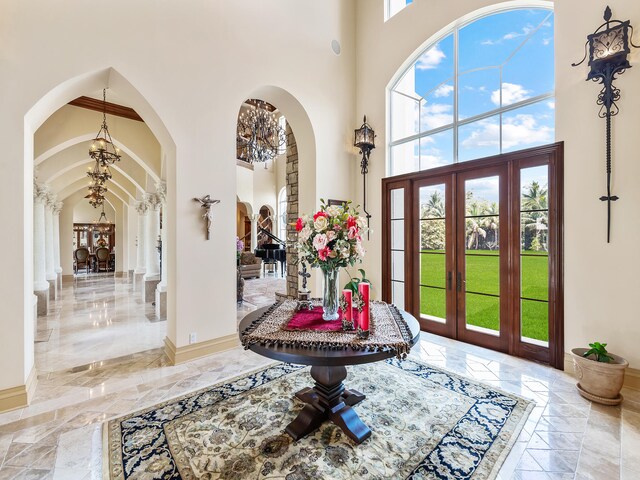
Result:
[238, 306, 420, 444]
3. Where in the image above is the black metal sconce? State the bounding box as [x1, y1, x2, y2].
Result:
[354, 116, 376, 239]
[572, 6, 639, 243]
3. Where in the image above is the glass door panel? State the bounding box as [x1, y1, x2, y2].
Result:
[390, 188, 405, 309]
[419, 183, 447, 323]
[457, 167, 507, 351]
[520, 165, 550, 346]
[464, 176, 501, 335]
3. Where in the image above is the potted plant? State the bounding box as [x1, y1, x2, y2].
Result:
[571, 342, 628, 405]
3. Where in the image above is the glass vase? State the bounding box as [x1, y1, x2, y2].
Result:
[322, 267, 340, 321]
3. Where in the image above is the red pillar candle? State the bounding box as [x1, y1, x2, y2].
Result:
[358, 282, 370, 331]
[342, 289, 352, 322]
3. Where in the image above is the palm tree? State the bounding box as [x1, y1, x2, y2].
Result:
[521, 181, 548, 251]
[422, 190, 444, 218]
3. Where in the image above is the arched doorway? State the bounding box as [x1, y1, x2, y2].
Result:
[26, 68, 177, 374]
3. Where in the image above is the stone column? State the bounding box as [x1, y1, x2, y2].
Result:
[44, 192, 57, 300]
[155, 181, 167, 318]
[285, 122, 299, 297]
[33, 182, 50, 316]
[133, 200, 148, 291]
[251, 213, 259, 251]
[52, 201, 63, 290]
[143, 191, 161, 303]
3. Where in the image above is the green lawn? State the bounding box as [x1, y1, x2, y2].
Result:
[420, 250, 549, 342]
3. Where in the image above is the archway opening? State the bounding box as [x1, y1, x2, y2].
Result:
[27, 68, 176, 374]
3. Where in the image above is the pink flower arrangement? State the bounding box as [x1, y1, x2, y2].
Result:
[295, 200, 368, 271]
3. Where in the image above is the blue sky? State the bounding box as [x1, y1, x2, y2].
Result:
[391, 8, 555, 190]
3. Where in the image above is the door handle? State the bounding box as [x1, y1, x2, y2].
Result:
[457, 272, 463, 292]
[447, 271, 452, 291]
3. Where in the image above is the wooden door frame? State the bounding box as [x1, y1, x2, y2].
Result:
[382, 142, 564, 369]
[455, 163, 509, 353]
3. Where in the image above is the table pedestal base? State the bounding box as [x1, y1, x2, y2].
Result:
[285, 365, 371, 444]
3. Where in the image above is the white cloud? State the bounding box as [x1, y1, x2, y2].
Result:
[482, 25, 535, 45]
[461, 114, 552, 151]
[491, 83, 531, 106]
[546, 101, 555, 110]
[416, 45, 446, 70]
[420, 102, 453, 130]
[542, 37, 552, 46]
[433, 84, 453, 98]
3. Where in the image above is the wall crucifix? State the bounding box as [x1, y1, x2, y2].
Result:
[193, 195, 220, 240]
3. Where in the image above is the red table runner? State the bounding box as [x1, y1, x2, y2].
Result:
[284, 306, 358, 332]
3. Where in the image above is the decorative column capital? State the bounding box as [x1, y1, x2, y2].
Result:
[155, 181, 167, 205]
[33, 181, 50, 203]
[45, 192, 58, 209]
[144, 192, 162, 211]
[52, 201, 64, 216]
[135, 199, 150, 215]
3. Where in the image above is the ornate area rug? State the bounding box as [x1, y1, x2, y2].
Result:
[104, 359, 533, 479]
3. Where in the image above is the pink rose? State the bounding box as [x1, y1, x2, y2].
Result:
[348, 226, 359, 239]
[313, 233, 328, 251]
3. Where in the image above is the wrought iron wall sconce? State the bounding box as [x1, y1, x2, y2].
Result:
[193, 195, 220, 240]
[354, 116, 376, 240]
[572, 6, 639, 242]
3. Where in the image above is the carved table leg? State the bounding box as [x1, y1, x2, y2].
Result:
[286, 365, 371, 444]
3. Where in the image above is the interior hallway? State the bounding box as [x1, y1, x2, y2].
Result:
[35, 275, 166, 373]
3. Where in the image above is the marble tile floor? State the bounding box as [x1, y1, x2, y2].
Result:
[35, 275, 166, 373]
[1, 329, 639, 478]
[237, 275, 287, 318]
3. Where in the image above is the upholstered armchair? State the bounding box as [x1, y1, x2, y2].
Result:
[239, 252, 262, 279]
[74, 247, 91, 274]
[95, 247, 110, 272]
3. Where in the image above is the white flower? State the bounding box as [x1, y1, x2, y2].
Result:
[313, 233, 328, 251]
[326, 205, 343, 217]
[314, 215, 328, 231]
[356, 216, 366, 229]
[355, 240, 365, 258]
[326, 230, 336, 242]
[299, 225, 312, 242]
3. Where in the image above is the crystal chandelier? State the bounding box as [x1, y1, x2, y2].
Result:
[236, 99, 286, 164]
[89, 89, 121, 166]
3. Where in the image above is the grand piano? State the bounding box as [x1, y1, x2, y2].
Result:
[254, 228, 287, 276]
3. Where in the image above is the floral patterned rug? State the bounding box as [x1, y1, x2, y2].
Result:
[104, 359, 533, 479]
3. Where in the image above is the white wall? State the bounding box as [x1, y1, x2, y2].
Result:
[356, 0, 640, 368]
[0, 0, 356, 392]
[73, 201, 116, 224]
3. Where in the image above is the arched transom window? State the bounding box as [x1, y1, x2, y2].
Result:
[389, 7, 554, 176]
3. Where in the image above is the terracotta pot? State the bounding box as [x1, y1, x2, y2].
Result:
[571, 348, 628, 405]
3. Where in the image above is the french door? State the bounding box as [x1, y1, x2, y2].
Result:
[383, 144, 563, 368]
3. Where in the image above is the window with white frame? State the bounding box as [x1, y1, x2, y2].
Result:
[385, 0, 413, 21]
[389, 7, 554, 176]
[278, 187, 287, 241]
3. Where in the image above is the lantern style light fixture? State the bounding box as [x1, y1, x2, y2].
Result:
[95, 204, 110, 224]
[236, 99, 286, 165]
[354, 115, 376, 239]
[89, 89, 122, 167]
[572, 6, 639, 242]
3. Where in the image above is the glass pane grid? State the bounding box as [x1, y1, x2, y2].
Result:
[389, 9, 554, 174]
[520, 166, 550, 345]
